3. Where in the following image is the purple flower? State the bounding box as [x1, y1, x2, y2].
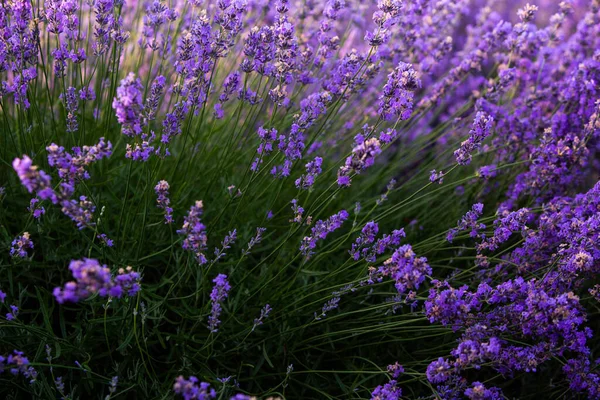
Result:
[173, 376, 216, 400]
[208, 274, 231, 332]
[372, 245, 431, 294]
[47, 138, 112, 190]
[60, 196, 96, 230]
[387, 362, 404, 379]
[113, 73, 144, 137]
[295, 157, 323, 189]
[300, 209, 349, 258]
[454, 112, 494, 165]
[378, 62, 420, 121]
[155, 180, 173, 224]
[251, 126, 278, 172]
[464, 381, 503, 400]
[60, 87, 79, 132]
[426, 357, 453, 384]
[28, 198, 45, 219]
[338, 134, 382, 187]
[370, 379, 401, 400]
[447, 203, 485, 242]
[98, 233, 114, 247]
[13, 156, 57, 202]
[6, 304, 19, 320]
[252, 304, 272, 330]
[429, 169, 444, 184]
[10, 232, 33, 258]
[242, 227, 266, 256]
[350, 221, 379, 260]
[53, 259, 141, 303]
[144, 75, 166, 122]
[213, 229, 237, 262]
[0, 350, 37, 383]
[178, 201, 208, 265]
[290, 199, 304, 224]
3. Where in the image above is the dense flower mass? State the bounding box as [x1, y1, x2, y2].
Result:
[2, 0, 600, 398]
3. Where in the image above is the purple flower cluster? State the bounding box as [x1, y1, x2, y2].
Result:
[28, 198, 45, 219]
[252, 304, 272, 331]
[378, 62, 421, 121]
[338, 134, 382, 187]
[213, 229, 237, 262]
[155, 180, 173, 224]
[370, 245, 432, 295]
[47, 138, 113, 193]
[242, 227, 266, 256]
[14, 138, 111, 230]
[53, 259, 141, 303]
[251, 127, 278, 172]
[446, 203, 485, 242]
[0, 351, 37, 383]
[300, 209, 349, 258]
[425, 273, 596, 396]
[454, 112, 494, 166]
[350, 222, 405, 263]
[178, 201, 208, 265]
[10, 232, 33, 258]
[208, 274, 231, 332]
[295, 157, 323, 189]
[173, 376, 216, 400]
[370, 362, 404, 400]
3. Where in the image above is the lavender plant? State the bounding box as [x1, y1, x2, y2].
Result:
[1, 0, 600, 399]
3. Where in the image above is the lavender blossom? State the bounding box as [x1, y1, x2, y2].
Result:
[178, 201, 208, 265]
[155, 180, 173, 224]
[10, 232, 33, 258]
[53, 259, 141, 303]
[173, 376, 216, 400]
[252, 304, 272, 330]
[454, 112, 494, 165]
[300, 209, 349, 258]
[113, 73, 144, 137]
[208, 274, 231, 332]
[242, 227, 266, 256]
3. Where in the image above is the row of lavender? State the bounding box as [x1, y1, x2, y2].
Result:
[1, 0, 600, 398]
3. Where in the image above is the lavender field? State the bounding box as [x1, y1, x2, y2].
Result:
[1, 0, 600, 398]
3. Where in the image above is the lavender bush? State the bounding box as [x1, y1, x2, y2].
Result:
[1, 0, 600, 398]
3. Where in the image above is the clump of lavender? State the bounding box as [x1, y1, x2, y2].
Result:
[207, 274, 231, 333]
[3, 0, 600, 398]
